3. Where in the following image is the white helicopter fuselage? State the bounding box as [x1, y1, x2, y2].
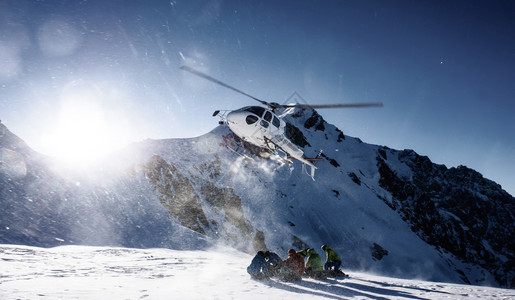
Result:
[180, 65, 381, 180]
[225, 106, 317, 177]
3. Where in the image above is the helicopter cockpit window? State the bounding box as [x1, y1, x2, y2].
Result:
[246, 115, 259, 125]
[264, 111, 272, 122]
[272, 116, 280, 128]
[243, 106, 265, 117]
[260, 120, 269, 128]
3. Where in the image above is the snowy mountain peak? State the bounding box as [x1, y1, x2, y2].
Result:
[0, 122, 32, 158]
[0, 111, 513, 288]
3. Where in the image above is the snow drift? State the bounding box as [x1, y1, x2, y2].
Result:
[2, 244, 514, 299]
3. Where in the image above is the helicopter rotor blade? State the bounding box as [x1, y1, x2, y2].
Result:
[180, 66, 269, 106]
[181, 66, 384, 111]
[281, 102, 383, 109]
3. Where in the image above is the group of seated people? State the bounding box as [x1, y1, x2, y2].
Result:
[247, 245, 345, 281]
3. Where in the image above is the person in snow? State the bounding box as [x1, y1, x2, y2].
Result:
[265, 251, 282, 276]
[284, 249, 305, 275]
[280, 248, 305, 281]
[304, 248, 326, 279]
[321, 245, 342, 271]
[247, 251, 269, 279]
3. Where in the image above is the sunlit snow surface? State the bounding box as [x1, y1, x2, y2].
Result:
[1, 245, 513, 300]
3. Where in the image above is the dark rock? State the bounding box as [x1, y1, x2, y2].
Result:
[348, 172, 361, 186]
[285, 122, 311, 148]
[371, 243, 389, 261]
[377, 150, 515, 287]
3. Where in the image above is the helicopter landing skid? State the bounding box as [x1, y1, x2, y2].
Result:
[221, 135, 255, 162]
[268, 153, 293, 166]
[226, 144, 255, 162]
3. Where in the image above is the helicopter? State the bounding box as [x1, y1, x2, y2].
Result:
[180, 65, 382, 179]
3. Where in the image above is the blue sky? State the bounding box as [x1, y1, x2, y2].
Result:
[0, 0, 514, 195]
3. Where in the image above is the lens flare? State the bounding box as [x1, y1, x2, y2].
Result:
[41, 80, 130, 165]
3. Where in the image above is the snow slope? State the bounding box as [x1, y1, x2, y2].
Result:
[1, 244, 513, 300]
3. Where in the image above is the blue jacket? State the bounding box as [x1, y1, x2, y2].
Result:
[266, 252, 282, 266]
[247, 252, 269, 276]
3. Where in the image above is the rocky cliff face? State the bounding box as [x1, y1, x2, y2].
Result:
[141, 153, 256, 251]
[376, 149, 514, 287]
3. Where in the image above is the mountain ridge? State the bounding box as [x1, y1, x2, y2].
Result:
[0, 112, 513, 288]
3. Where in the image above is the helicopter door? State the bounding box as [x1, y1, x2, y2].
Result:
[260, 111, 272, 130]
[272, 116, 280, 128]
[264, 111, 272, 122]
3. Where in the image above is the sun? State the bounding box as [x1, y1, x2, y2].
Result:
[41, 80, 131, 165]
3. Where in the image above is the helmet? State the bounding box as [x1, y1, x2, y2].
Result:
[288, 249, 296, 255]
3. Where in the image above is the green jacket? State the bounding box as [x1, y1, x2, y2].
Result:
[322, 245, 341, 263]
[297, 248, 309, 258]
[305, 248, 323, 271]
